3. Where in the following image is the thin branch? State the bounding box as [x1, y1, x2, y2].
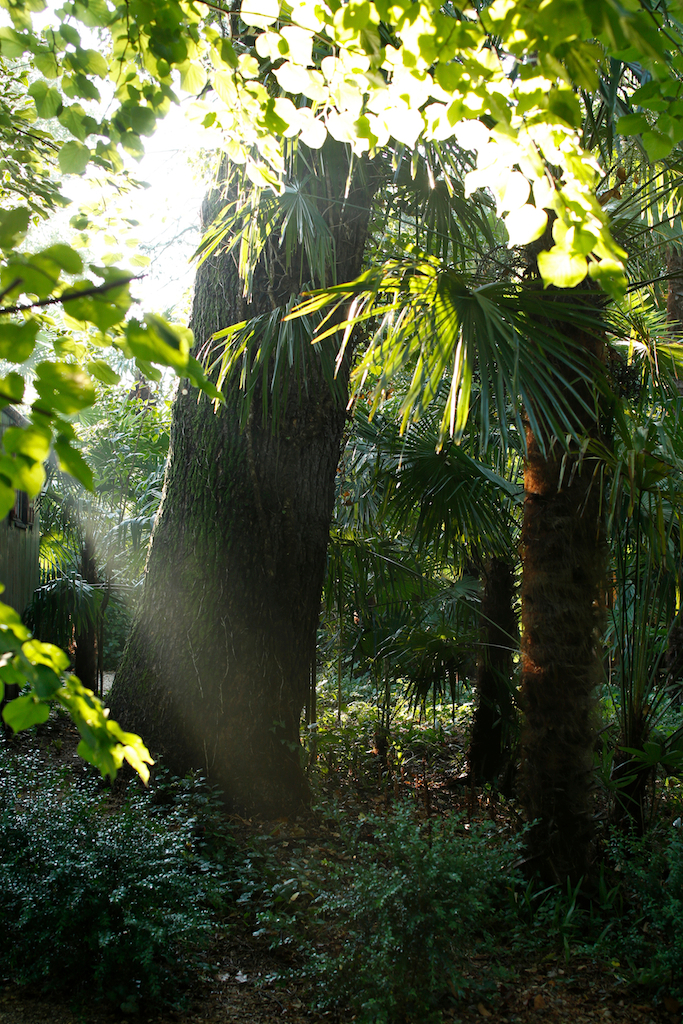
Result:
[8, 123, 61, 153]
[0, 278, 23, 303]
[193, 0, 232, 13]
[0, 275, 143, 316]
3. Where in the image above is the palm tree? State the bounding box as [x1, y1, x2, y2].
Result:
[350, 403, 523, 781]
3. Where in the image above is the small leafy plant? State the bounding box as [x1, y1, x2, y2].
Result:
[256, 803, 519, 1023]
[0, 752, 228, 1011]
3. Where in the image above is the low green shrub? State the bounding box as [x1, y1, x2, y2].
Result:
[610, 824, 683, 993]
[0, 753, 228, 1011]
[256, 804, 519, 1024]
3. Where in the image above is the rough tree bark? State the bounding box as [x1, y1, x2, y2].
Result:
[518, 327, 607, 883]
[468, 556, 516, 783]
[109, 149, 374, 815]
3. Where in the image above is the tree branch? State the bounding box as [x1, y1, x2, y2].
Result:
[0, 275, 143, 316]
[194, 0, 232, 13]
[0, 279, 23, 304]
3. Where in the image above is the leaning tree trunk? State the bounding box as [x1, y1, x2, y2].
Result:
[109, 150, 374, 816]
[518, 330, 607, 882]
[468, 556, 517, 783]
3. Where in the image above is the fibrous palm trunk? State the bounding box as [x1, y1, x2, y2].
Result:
[109, 152, 374, 816]
[519, 384, 605, 882]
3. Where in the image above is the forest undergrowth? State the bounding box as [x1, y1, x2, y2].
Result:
[2, 676, 683, 1024]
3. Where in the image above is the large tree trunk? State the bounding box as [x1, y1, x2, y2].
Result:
[468, 556, 517, 783]
[109, 151, 374, 816]
[519, 408, 606, 883]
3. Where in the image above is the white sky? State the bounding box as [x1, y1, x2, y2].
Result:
[60, 101, 217, 324]
[2, 3, 223, 326]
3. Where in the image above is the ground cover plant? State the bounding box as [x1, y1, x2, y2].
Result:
[0, 737, 231, 1012]
[4, 678, 683, 1023]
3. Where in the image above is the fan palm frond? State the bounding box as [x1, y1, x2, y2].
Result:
[294, 260, 608, 453]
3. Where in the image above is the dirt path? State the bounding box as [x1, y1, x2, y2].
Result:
[0, 957, 674, 1024]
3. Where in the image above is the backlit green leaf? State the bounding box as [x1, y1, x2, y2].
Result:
[54, 436, 94, 489]
[39, 244, 83, 275]
[0, 207, 30, 250]
[0, 480, 15, 519]
[616, 112, 649, 135]
[87, 359, 121, 385]
[0, 373, 24, 405]
[3, 694, 50, 731]
[28, 79, 62, 118]
[641, 129, 673, 161]
[58, 139, 91, 174]
[34, 361, 96, 415]
[0, 321, 40, 362]
[536, 249, 588, 288]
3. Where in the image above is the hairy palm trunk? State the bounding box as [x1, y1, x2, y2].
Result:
[519, 368, 606, 882]
[468, 557, 516, 783]
[109, 153, 374, 815]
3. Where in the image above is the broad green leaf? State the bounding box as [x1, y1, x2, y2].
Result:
[641, 129, 673, 161]
[58, 139, 91, 174]
[0, 372, 25, 405]
[58, 102, 92, 141]
[29, 664, 62, 699]
[0, 480, 15, 519]
[54, 436, 94, 489]
[0, 454, 44, 497]
[180, 60, 207, 93]
[0, 661, 26, 687]
[33, 50, 60, 77]
[23, 639, 71, 673]
[0, 27, 26, 57]
[39, 244, 83, 275]
[505, 205, 548, 246]
[0, 321, 40, 362]
[34, 361, 96, 415]
[3, 423, 51, 462]
[536, 249, 588, 288]
[616, 112, 649, 135]
[87, 359, 121, 385]
[73, 0, 110, 27]
[0, 598, 30, 640]
[3, 694, 50, 731]
[28, 80, 62, 118]
[63, 277, 131, 331]
[125, 315, 192, 372]
[119, 103, 156, 136]
[79, 47, 108, 76]
[2, 256, 57, 300]
[0, 207, 30, 250]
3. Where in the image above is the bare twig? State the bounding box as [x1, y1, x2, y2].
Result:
[0, 278, 23, 303]
[0, 275, 143, 316]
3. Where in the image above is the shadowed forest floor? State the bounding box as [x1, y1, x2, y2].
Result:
[0, 711, 680, 1024]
